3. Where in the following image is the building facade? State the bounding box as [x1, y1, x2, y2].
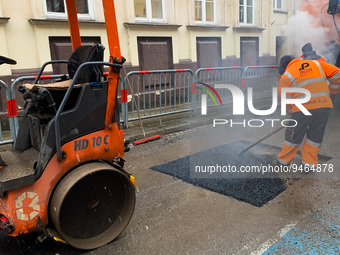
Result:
[0, 0, 294, 114]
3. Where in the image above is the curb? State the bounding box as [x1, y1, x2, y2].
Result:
[124, 115, 219, 143]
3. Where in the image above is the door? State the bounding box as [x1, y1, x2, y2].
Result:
[196, 37, 222, 68]
[240, 37, 259, 67]
[137, 37, 174, 70]
[49, 36, 101, 74]
[276, 36, 287, 65]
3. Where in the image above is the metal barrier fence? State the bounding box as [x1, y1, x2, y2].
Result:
[0, 65, 281, 144]
[2, 73, 125, 145]
[103, 72, 125, 126]
[0, 80, 15, 145]
[6, 73, 124, 144]
[243, 65, 280, 100]
[9, 74, 68, 141]
[122, 69, 194, 128]
[192, 65, 280, 114]
[193, 67, 244, 113]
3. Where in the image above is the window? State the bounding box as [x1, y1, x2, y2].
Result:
[45, 0, 94, 20]
[239, 0, 253, 25]
[273, 0, 283, 11]
[195, 0, 215, 24]
[134, 0, 165, 22]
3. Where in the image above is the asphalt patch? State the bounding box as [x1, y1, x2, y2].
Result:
[150, 140, 332, 207]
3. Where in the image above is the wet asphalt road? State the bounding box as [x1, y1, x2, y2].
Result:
[0, 122, 339, 254]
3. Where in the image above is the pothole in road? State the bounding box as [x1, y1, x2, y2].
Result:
[151, 140, 332, 207]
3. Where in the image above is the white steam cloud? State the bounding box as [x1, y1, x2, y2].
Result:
[283, 10, 339, 64]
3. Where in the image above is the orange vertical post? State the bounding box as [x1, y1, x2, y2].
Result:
[102, 0, 122, 125]
[65, 0, 82, 50]
[102, 0, 121, 58]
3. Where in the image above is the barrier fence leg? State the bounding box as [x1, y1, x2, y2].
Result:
[191, 82, 197, 116]
[0, 119, 2, 142]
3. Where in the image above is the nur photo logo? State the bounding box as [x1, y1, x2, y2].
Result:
[193, 82, 313, 128]
[194, 82, 223, 115]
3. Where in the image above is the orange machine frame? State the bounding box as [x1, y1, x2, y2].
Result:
[0, 0, 125, 236]
[65, 0, 122, 125]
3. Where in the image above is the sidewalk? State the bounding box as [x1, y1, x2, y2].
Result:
[123, 98, 276, 142]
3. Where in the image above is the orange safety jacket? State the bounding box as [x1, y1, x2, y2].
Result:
[300, 55, 326, 62]
[302, 55, 340, 95]
[279, 59, 340, 113]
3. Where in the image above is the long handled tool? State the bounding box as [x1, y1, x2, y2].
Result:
[238, 126, 284, 155]
[123, 68, 161, 146]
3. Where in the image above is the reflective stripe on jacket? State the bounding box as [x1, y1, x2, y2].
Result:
[279, 59, 340, 113]
[328, 71, 340, 95]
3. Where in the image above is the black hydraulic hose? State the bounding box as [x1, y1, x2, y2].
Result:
[320, 4, 329, 33]
[332, 14, 340, 41]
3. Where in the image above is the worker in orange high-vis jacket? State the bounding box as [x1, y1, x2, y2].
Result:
[277, 55, 340, 168]
[301, 43, 339, 100]
[301, 43, 326, 62]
